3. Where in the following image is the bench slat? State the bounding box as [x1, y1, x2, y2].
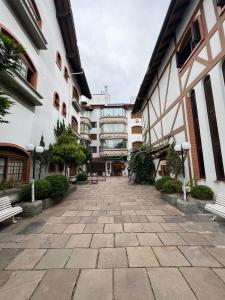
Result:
[0, 196, 23, 223]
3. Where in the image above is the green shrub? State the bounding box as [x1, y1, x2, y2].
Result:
[77, 172, 88, 181]
[45, 175, 69, 199]
[162, 180, 182, 194]
[191, 185, 214, 200]
[19, 179, 51, 201]
[155, 176, 172, 191]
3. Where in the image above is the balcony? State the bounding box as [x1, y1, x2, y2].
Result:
[80, 116, 91, 128]
[99, 116, 127, 125]
[0, 71, 43, 106]
[100, 149, 128, 158]
[5, 0, 47, 49]
[72, 98, 81, 112]
[99, 133, 128, 140]
[80, 133, 91, 143]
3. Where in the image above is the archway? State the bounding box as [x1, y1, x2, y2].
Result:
[111, 161, 125, 176]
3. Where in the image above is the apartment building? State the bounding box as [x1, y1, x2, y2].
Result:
[133, 0, 225, 195]
[81, 91, 142, 176]
[0, 0, 91, 183]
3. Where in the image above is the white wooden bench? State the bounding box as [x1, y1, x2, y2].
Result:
[205, 193, 225, 220]
[0, 196, 23, 223]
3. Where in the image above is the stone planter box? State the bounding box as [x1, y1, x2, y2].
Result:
[42, 198, 56, 209]
[0, 188, 21, 204]
[161, 193, 179, 207]
[19, 200, 43, 217]
[76, 180, 89, 185]
[190, 197, 213, 213]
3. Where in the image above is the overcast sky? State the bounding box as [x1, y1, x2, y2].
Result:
[72, 0, 170, 103]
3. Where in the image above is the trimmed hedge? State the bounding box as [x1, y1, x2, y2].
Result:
[191, 185, 214, 200]
[77, 172, 88, 182]
[45, 175, 69, 199]
[155, 176, 172, 191]
[162, 180, 182, 194]
[19, 179, 51, 201]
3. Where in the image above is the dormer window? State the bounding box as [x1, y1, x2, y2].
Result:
[72, 86, 79, 100]
[62, 102, 67, 117]
[56, 51, 62, 70]
[176, 18, 202, 69]
[53, 92, 60, 110]
[64, 67, 69, 82]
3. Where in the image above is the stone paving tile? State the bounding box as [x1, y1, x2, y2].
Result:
[64, 224, 85, 234]
[104, 224, 123, 233]
[66, 248, 98, 268]
[0, 271, 13, 287]
[153, 246, 191, 266]
[137, 233, 163, 246]
[6, 249, 46, 270]
[98, 248, 128, 268]
[97, 216, 114, 223]
[213, 268, 225, 283]
[36, 249, 72, 269]
[91, 234, 114, 248]
[114, 268, 154, 300]
[205, 246, 225, 265]
[147, 216, 166, 223]
[158, 233, 187, 246]
[106, 210, 121, 216]
[92, 210, 107, 216]
[84, 224, 104, 233]
[41, 234, 70, 248]
[61, 211, 78, 217]
[179, 246, 222, 267]
[65, 234, 92, 248]
[180, 267, 225, 300]
[148, 268, 196, 300]
[114, 216, 131, 223]
[0, 248, 23, 269]
[115, 233, 139, 247]
[77, 211, 92, 217]
[143, 223, 165, 233]
[121, 210, 136, 216]
[73, 269, 112, 300]
[0, 270, 45, 300]
[160, 223, 184, 232]
[124, 223, 145, 233]
[202, 233, 225, 246]
[127, 247, 159, 267]
[179, 232, 212, 246]
[41, 223, 68, 234]
[31, 269, 79, 300]
[130, 216, 149, 223]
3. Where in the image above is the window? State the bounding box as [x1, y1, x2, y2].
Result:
[56, 51, 62, 70]
[132, 126, 142, 134]
[132, 141, 143, 149]
[90, 146, 97, 153]
[27, 0, 42, 28]
[203, 75, 225, 180]
[91, 122, 97, 128]
[71, 116, 78, 132]
[90, 134, 97, 140]
[131, 112, 141, 119]
[101, 139, 127, 149]
[176, 18, 202, 69]
[64, 67, 69, 82]
[53, 92, 60, 110]
[1, 28, 37, 88]
[62, 102, 67, 117]
[72, 86, 79, 99]
[101, 107, 126, 117]
[101, 123, 126, 133]
[80, 124, 90, 135]
[190, 90, 205, 178]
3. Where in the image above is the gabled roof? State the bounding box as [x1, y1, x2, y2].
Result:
[54, 0, 92, 99]
[133, 0, 191, 113]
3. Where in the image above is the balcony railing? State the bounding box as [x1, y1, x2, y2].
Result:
[80, 133, 91, 142]
[99, 116, 127, 125]
[100, 149, 128, 158]
[99, 133, 128, 140]
[80, 116, 92, 128]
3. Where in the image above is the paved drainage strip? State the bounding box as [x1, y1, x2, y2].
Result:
[16, 221, 46, 235]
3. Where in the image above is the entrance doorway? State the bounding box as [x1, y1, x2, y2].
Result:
[111, 161, 125, 176]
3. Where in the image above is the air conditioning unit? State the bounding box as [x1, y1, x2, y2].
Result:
[216, 0, 225, 7]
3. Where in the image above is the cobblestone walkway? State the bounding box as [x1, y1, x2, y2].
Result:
[1, 177, 225, 299]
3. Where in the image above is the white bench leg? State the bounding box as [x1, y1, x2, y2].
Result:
[211, 215, 216, 221]
[12, 216, 17, 223]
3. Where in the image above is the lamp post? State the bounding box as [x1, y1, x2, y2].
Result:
[26, 144, 44, 203]
[174, 142, 191, 201]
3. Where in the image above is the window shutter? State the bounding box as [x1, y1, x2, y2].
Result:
[216, 0, 225, 7]
[191, 21, 201, 48]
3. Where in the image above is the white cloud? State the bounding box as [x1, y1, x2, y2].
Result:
[72, 0, 170, 102]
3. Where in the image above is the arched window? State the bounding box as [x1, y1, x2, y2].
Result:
[132, 126, 142, 134]
[56, 51, 62, 70]
[53, 92, 60, 110]
[71, 116, 78, 132]
[0, 27, 38, 88]
[72, 86, 79, 100]
[62, 102, 67, 117]
[203, 75, 225, 180]
[132, 141, 143, 149]
[176, 17, 203, 69]
[64, 67, 69, 82]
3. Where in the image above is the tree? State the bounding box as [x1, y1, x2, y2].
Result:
[165, 142, 182, 179]
[0, 33, 24, 123]
[82, 147, 92, 164]
[51, 127, 85, 176]
[54, 119, 66, 137]
[36, 135, 51, 178]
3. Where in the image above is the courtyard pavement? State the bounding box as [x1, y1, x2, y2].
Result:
[1, 177, 225, 299]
